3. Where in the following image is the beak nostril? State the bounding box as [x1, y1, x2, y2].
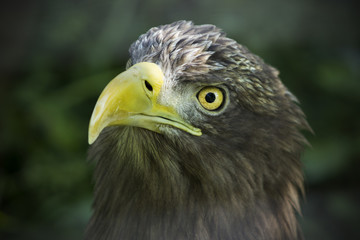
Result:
[144, 80, 153, 92]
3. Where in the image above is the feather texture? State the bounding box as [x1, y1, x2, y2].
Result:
[86, 21, 310, 240]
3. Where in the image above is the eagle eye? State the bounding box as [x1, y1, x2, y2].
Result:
[197, 87, 224, 111]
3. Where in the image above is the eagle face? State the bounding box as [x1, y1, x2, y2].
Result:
[86, 21, 309, 240]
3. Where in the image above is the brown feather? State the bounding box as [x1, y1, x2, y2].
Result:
[86, 21, 310, 240]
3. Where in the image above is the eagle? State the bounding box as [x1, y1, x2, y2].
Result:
[85, 21, 310, 240]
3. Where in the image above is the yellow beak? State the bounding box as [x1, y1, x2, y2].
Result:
[88, 62, 202, 144]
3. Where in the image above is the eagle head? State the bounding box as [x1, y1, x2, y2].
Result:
[86, 21, 310, 240]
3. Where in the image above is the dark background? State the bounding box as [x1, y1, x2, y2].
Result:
[1, 0, 359, 239]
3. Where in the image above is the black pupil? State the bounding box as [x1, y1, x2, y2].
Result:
[205, 92, 216, 103]
[145, 80, 153, 91]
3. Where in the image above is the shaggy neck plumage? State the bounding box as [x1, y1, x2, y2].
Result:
[86, 126, 304, 240]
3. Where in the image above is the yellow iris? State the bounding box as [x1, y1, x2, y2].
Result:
[197, 87, 224, 111]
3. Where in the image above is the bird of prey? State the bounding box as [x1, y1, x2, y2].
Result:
[86, 21, 310, 240]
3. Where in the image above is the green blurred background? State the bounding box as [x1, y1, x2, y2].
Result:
[1, 0, 359, 239]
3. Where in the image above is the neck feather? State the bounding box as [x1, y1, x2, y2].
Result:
[86, 126, 303, 240]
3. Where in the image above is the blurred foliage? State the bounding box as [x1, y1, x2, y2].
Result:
[1, 0, 359, 239]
